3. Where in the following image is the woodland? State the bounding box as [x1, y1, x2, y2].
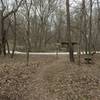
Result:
[0, 0, 100, 100]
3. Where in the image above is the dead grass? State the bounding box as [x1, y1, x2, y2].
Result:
[0, 54, 100, 100]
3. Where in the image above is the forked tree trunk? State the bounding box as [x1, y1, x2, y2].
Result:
[0, 0, 23, 56]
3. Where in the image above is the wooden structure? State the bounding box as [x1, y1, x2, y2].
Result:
[56, 41, 78, 51]
[84, 51, 96, 64]
[84, 56, 92, 64]
[61, 41, 77, 46]
[55, 43, 61, 58]
[55, 41, 78, 58]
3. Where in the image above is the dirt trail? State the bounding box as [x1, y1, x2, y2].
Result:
[28, 56, 66, 100]
[29, 55, 100, 100]
[37, 57, 63, 78]
[0, 55, 61, 100]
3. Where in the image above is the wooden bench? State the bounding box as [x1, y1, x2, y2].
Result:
[84, 56, 92, 64]
[84, 51, 96, 64]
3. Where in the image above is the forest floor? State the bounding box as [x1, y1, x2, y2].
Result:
[0, 54, 100, 100]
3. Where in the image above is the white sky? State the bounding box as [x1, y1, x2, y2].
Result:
[0, 0, 99, 11]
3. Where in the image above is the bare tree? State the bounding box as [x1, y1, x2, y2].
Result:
[82, 0, 88, 54]
[0, 0, 24, 55]
[66, 0, 74, 62]
[11, 12, 17, 58]
[24, 0, 32, 65]
[96, 0, 100, 50]
[32, 0, 58, 50]
[88, 0, 93, 54]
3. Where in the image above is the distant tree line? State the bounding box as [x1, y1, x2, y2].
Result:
[0, 0, 100, 63]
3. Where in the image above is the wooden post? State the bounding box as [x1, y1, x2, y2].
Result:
[61, 41, 77, 62]
[55, 43, 60, 58]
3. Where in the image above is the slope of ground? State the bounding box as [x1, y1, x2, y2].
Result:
[0, 54, 100, 100]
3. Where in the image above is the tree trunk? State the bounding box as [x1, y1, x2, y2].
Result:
[66, 0, 74, 62]
[83, 0, 88, 55]
[26, 33, 30, 66]
[26, 10, 31, 66]
[1, 16, 6, 56]
[88, 0, 93, 54]
[96, 0, 100, 50]
[85, 36, 88, 54]
[6, 40, 10, 54]
[11, 13, 17, 58]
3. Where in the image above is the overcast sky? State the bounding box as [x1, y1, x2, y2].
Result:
[0, 0, 99, 11]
